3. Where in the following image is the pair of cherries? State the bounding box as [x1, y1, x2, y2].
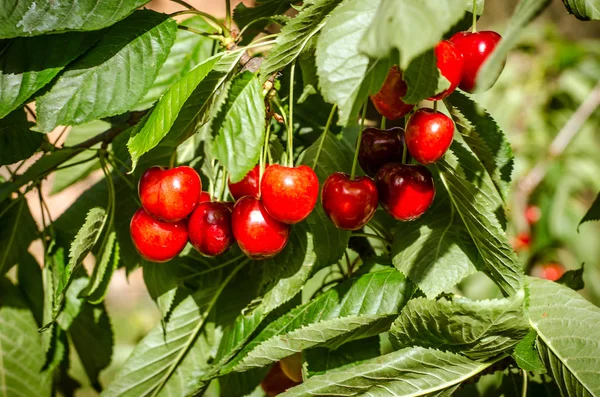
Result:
[130, 166, 234, 263]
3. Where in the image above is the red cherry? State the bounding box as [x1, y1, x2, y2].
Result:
[375, 163, 435, 221]
[261, 362, 301, 397]
[449, 31, 502, 92]
[261, 164, 319, 224]
[358, 127, 410, 177]
[429, 40, 464, 100]
[531, 263, 565, 281]
[130, 208, 188, 263]
[232, 196, 290, 259]
[512, 232, 531, 251]
[139, 166, 201, 222]
[188, 202, 234, 257]
[229, 165, 260, 200]
[370, 66, 414, 120]
[525, 205, 541, 225]
[405, 109, 454, 164]
[322, 173, 378, 230]
[198, 191, 211, 204]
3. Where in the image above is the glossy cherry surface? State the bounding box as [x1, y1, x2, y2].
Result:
[261, 164, 319, 224]
[370, 66, 414, 120]
[322, 173, 378, 230]
[228, 164, 260, 200]
[130, 208, 188, 262]
[139, 166, 201, 222]
[449, 31, 502, 92]
[188, 202, 234, 257]
[358, 127, 409, 177]
[405, 109, 454, 164]
[429, 40, 464, 100]
[375, 163, 435, 221]
[232, 196, 290, 259]
[198, 191, 211, 204]
[261, 362, 301, 397]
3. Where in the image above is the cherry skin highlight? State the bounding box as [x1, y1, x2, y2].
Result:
[429, 40, 464, 100]
[261, 164, 319, 224]
[375, 163, 435, 221]
[358, 127, 410, 177]
[228, 164, 260, 200]
[232, 196, 290, 259]
[370, 66, 414, 120]
[322, 173, 378, 230]
[449, 31, 502, 92]
[138, 166, 201, 222]
[188, 202, 234, 257]
[405, 109, 454, 164]
[130, 208, 188, 263]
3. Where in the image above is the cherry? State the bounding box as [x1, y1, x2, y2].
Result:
[130, 208, 188, 263]
[280, 353, 303, 384]
[531, 263, 565, 281]
[375, 163, 435, 221]
[188, 202, 234, 257]
[405, 108, 454, 164]
[322, 173, 378, 230]
[358, 127, 410, 177]
[198, 191, 211, 204]
[261, 164, 319, 224]
[449, 31, 502, 92]
[370, 66, 414, 120]
[525, 205, 541, 225]
[228, 164, 260, 200]
[139, 166, 201, 222]
[512, 232, 531, 252]
[261, 362, 301, 397]
[232, 196, 290, 259]
[429, 40, 464, 100]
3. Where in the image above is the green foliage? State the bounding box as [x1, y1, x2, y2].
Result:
[580, 191, 600, 226]
[304, 337, 381, 377]
[402, 50, 450, 104]
[0, 198, 37, 276]
[512, 330, 547, 372]
[561, 0, 600, 20]
[0, 108, 42, 167]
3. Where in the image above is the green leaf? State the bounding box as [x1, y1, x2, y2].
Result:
[512, 330, 547, 373]
[225, 269, 413, 373]
[359, 0, 466, 69]
[556, 264, 585, 290]
[315, 0, 391, 125]
[0, 279, 52, 397]
[390, 293, 529, 360]
[280, 346, 504, 397]
[211, 72, 266, 183]
[0, 198, 37, 276]
[446, 91, 514, 200]
[0, 108, 42, 166]
[220, 368, 271, 397]
[402, 50, 450, 104]
[234, 0, 294, 29]
[260, 0, 345, 80]
[35, 10, 177, 132]
[580, 191, 600, 227]
[475, 0, 552, 92]
[528, 277, 600, 396]
[0, 32, 100, 118]
[17, 253, 44, 326]
[561, 0, 600, 20]
[81, 232, 119, 304]
[0, 0, 150, 38]
[305, 337, 381, 377]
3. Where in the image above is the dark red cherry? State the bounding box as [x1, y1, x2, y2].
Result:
[232, 196, 290, 259]
[449, 31, 502, 92]
[260, 164, 319, 224]
[429, 40, 464, 100]
[375, 163, 435, 221]
[198, 191, 211, 204]
[130, 208, 188, 262]
[228, 165, 260, 200]
[188, 202, 234, 257]
[322, 173, 378, 230]
[405, 109, 454, 164]
[358, 127, 410, 177]
[370, 66, 414, 120]
[261, 362, 301, 397]
[139, 166, 201, 222]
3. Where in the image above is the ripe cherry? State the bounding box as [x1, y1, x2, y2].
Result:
[531, 263, 565, 281]
[429, 40, 464, 100]
[525, 205, 541, 225]
[139, 166, 201, 222]
[130, 208, 188, 263]
[261, 165, 319, 224]
[261, 362, 301, 397]
[188, 202, 234, 257]
[375, 163, 435, 221]
[512, 232, 531, 251]
[449, 31, 502, 92]
[228, 164, 260, 200]
[232, 196, 290, 259]
[405, 108, 454, 164]
[198, 191, 211, 204]
[370, 66, 414, 120]
[358, 127, 409, 177]
[322, 173, 378, 230]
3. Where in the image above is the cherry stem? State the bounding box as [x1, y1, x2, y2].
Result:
[433, 100, 438, 112]
[472, 0, 477, 33]
[312, 104, 337, 170]
[380, 116, 386, 130]
[225, 0, 232, 31]
[169, 6, 230, 37]
[169, 149, 177, 168]
[259, 121, 272, 196]
[350, 104, 368, 180]
[210, 165, 220, 200]
[219, 170, 228, 201]
[287, 62, 296, 167]
[402, 114, 410, 164]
